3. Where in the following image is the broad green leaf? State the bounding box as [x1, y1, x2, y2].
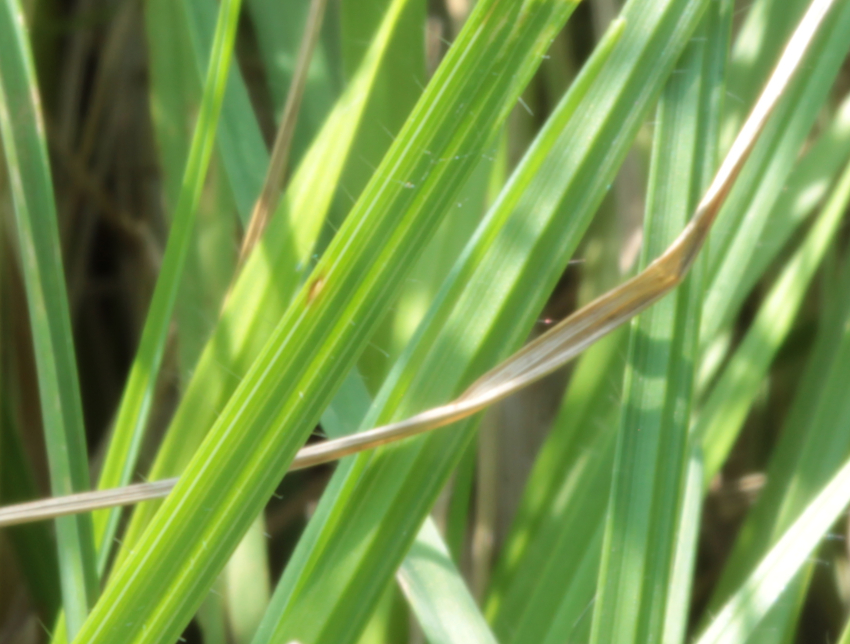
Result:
[73, 0, 571, 641]
[0, 0, 97, 634]
[588, 10, 719, 641]
[252, 2, 728, 639]
[114, 0, 413, 566]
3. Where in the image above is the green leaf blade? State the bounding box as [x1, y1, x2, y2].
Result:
[0, 0, 97, 634]
[588, 12, 720, 641]
[92, 0, 245, 570]
[73, 1, 574, 641]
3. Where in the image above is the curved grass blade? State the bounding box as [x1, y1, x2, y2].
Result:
[0, 0, 832, 536]
[0, 0, 97, 634]
[250, 3, 833, 642]
[246, 4, 735, 640]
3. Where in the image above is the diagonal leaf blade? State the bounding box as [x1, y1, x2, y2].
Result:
[73, 1, 573, 641]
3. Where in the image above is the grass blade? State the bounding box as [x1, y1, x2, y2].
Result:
[245, 0, 339, 169]
[697, 154, 850, 482]
[0, 0, 97, 634]
[701, 92, 850, 349]
[398, 520, 498, 644]
[237, 0, 328, 264]
[71, 1, 570, 640]
[92, 0, 244, 571]
[113, 0, 414, 565]
[486, 331, 626, 643]
[180, 0, 267, 223]
[588, 12, 717, 642]
[247, 3, 734, 638]
[701, 4, 850, 347]
[698, 165, 850, 640]
[322, 371, 497, 644]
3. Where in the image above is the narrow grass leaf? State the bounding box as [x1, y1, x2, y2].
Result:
[486, 331, 626, 644]
[700, 190, 850, 640]
[398, 520, 498, 644]
[702, 93, 850, 348]
[697, 156, 850, 483]
[588, 14, 716, 642]
[0, 0, 97, 634]
[237, 0, 328, 264]
[180, 0, 267, 223]
[322, 371, 496, 644]
[92, 0, 243, 571]
[245, 0, 339, 169]
[719, 0, 812, 151]
[701, 0, 850, 346]
[0, 399, 60, 614]
[224, 516, 272, 644]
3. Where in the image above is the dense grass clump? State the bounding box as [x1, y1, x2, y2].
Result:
[1, 0, 850, 643]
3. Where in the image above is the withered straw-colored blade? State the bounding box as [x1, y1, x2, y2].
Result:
[0, 0, 837, 529]
[237, 0, 328, 265]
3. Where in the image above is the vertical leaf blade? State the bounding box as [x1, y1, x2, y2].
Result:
[0, 0, 98, 636]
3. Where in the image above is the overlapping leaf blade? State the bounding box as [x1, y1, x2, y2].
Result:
[115, 0, 415, 565]
[249, 1, 736, 640]
[73, 0, 572, 640]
